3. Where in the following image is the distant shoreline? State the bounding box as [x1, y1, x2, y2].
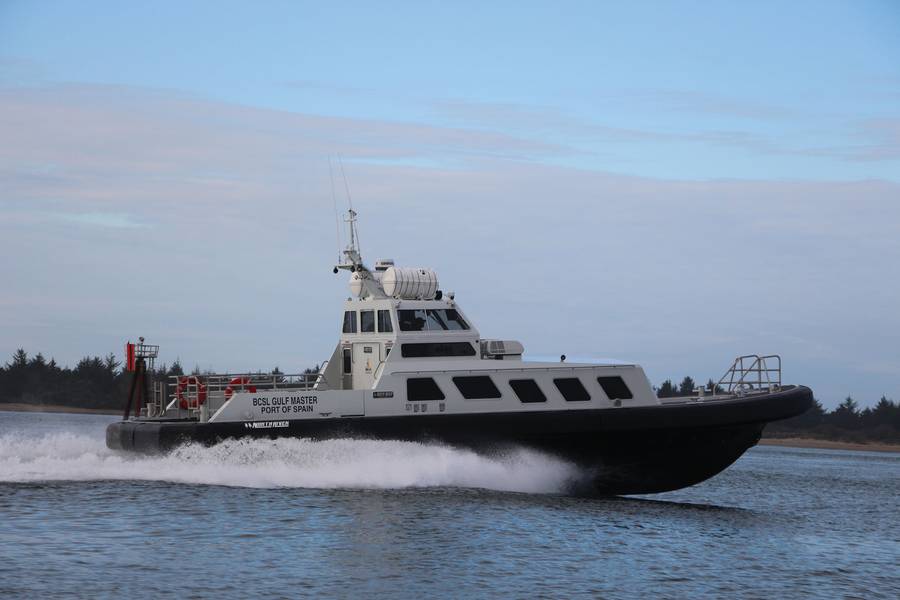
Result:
[758, 437, 899, 453]
[0, 403, 119, 416]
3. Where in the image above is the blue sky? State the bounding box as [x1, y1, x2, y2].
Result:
[1, 1, 899, 407]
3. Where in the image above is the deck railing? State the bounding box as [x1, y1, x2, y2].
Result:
[717, 354, 781, 394]
[163, 367, 328, 419]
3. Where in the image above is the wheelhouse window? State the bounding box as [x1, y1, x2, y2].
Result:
[453, 376, 501, 399]
[554, 378, 590, 402]
[377, 309, 393, 333]
[509, 379, 547, 403]
[442, 309, 469, 330]
[342, 311, 357, 334]
[360, 310, 375, 333]
[399, 308, 470, 331]
[407, 377, 445, 401]
[597, 376, 633, 400]
[401, 342, 477, 358]
[398, 309, 427, 331]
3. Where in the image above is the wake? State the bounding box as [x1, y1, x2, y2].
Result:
[0, 431, 580, 493]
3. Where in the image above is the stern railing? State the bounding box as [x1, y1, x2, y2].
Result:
[165, 370, 327, 420]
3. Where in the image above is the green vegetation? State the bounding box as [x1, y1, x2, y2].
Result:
[657, 376, 900, 444]
[0, 349, 324, 412]
[0, 349, 184, 411]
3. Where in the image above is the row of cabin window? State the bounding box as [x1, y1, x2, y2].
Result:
[342, 308, 470, 335]
[343, 309, 394, 334]
[406, 375, 633, 403]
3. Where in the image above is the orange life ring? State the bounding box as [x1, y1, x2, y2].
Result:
[225, 376, 256, 399]
[177, 376, 207, 409]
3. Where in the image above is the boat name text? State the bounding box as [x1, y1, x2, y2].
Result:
[252, 395, 318, 415]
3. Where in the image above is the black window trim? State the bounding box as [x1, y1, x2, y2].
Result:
[342, 310, 357, 334]
[452, 375, 501, 400]
[360, 309, 376, 333]
[377, 309, 393, 333]
[509, 378, 547, 403]
[406, 377, 445, 401]
[553, 377, 591, 402]
[401, 342, 477, 358]
[597, 375, 633, 400]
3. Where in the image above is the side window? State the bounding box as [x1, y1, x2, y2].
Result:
[554, 378, 590, 402]
[597, 376, 633, 400]
[398, 309, 427, 331]
[426, 309, 449, 330]
[342, 348, 351, 374]
[342, 311, 357, 334]
[407, 378, 445, 401]
[401, 343, 477, 358]
[360, 310, 375, 333]
[444, 309, 469, 330]
[377, 309, 393, 333]
[509, 379, 546, 403]
[453, 376, 501, 399]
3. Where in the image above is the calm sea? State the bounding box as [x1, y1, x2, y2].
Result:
[1, 411, 897, 599]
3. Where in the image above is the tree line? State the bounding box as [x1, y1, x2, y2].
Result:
[0, 349, 187, 410]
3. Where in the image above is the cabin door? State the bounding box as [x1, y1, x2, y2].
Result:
[352, 343, 380, 390]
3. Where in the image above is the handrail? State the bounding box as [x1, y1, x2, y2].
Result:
[166, 371, 324, 419]
[717, 354, 781, 394]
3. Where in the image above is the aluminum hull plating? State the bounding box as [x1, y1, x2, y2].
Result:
[106, 385, 812, 495]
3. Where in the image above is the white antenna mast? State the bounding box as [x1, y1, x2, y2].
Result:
[337, 154, 361, 256]
[332, 156, 367, 280]
[328, 157, 342, 265]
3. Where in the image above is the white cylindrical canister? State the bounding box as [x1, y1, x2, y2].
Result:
[382, 267, 439, 299]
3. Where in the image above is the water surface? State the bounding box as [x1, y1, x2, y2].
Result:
[1, 411, 897, 598]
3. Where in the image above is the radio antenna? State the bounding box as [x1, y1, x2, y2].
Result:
[328, 157, 341, 265]
[337, 154, 360, 252]
[338, 154, 353, 210]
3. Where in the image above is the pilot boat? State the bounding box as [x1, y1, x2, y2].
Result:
[107, 209, 812, 494]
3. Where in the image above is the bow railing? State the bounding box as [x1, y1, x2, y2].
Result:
[718, 354, 781, 394]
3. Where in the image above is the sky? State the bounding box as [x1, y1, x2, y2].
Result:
[1, 1, 899, 408]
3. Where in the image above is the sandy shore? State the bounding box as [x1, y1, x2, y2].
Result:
[760, 437, 900, 453]
[0, 403, 119, 416]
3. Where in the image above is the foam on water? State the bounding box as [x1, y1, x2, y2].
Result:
[0, 431, 580, 493]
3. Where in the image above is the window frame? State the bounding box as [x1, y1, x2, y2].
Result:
[398, 309, 427, 331]
[401, 342, 477, 358]
[377, 309, 393, 333]
[509, 379, 547, 403]
[398, 308, 470, 332]
[553, 377, 591, 402]
[597, 376, 633, 400]
[452, 376, 501, 399]
[360, 310, 375, 333]
[342, 311, 357, 334]
[406, 377, 445, 401]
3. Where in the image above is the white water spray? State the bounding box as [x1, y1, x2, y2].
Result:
[0, 432, 580, 493]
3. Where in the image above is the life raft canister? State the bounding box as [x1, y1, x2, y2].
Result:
[224, 376, 256, 399]
[176, 376, 207, 409]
